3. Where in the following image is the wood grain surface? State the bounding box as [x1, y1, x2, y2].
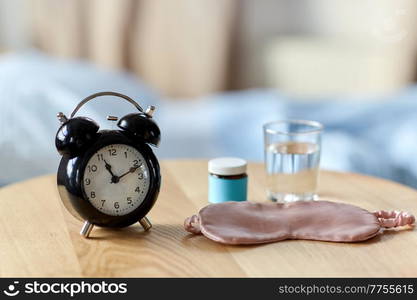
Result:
[0, 160, 416, 277]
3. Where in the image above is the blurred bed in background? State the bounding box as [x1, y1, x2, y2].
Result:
[1, 52, 417, 189]
[1, 0, 417, 189]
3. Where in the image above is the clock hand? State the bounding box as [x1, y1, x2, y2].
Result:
[117, 164, 142, 181]
[104, 160, 119, 183]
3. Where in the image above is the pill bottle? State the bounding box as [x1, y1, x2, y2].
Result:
[208, 157, 248, 203]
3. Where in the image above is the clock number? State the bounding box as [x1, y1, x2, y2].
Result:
[138, 173, 144, 180]
[91, 191, 96, 198]
[127, 197, 132, 205]
[135, 187, 140, 193]
[101, 200, 106, 207]
[114, 202, 120, 209]
[124, 152, 128, 159]
[97, 153, 104, 161]
[88, 165, 98, 172]
[108, 149, 117, 156]
[133, 160, 139, 168]
[85, 178, 91, 185]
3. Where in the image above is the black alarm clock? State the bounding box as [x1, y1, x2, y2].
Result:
[55, 91, 161, 238]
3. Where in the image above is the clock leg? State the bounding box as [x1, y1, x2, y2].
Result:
[80, 221, 94, 238]
[139, 216, 152, 231]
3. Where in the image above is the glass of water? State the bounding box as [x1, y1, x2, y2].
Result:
[263, 120, 323, 203]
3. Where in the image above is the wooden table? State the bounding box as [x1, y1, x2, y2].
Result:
[0, 160, 416, 277]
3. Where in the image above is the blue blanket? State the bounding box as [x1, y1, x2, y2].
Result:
[1, 52, 417, 189]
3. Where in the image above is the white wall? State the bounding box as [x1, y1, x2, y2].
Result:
[235, 0, 417, 97]
[0, 0, 31, 50]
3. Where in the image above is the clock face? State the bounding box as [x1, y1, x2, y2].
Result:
[82, 144, 150, 216]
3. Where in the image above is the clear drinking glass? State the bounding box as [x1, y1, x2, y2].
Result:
[263, 120, 323, 203]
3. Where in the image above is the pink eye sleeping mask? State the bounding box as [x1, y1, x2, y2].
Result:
[184, 201, 415, 245]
